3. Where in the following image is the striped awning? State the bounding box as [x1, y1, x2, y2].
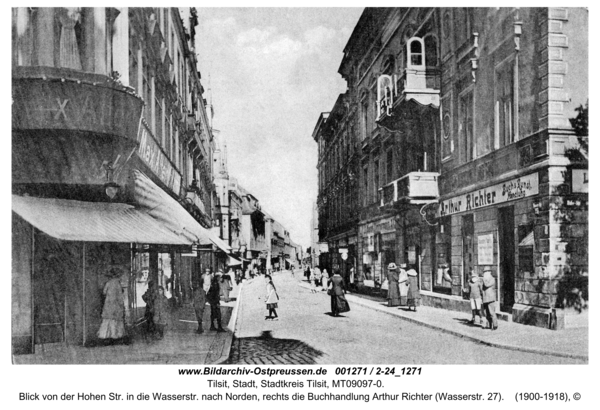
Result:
[133, 171, 231, 253]
[12, 195, 190, 245]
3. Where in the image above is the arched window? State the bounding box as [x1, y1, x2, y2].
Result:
[407, 37, 425, 68]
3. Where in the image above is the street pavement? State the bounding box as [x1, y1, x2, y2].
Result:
[229, 269, 587, 365]
[13, 281, 242, 365]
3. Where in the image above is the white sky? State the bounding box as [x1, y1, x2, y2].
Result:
[195, 8, 363, 248]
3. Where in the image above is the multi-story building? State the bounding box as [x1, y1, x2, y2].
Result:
[316, 7, 588, 329]
[11, 7, 227, 354]
[313, 93, 360, 279]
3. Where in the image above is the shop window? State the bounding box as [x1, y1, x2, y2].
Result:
[462, 214, 475, 299]
[518, 223, 534, 276]
[434, 217, 453, 295]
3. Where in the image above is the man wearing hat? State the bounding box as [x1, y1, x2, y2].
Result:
[482, 269, 498, 330]
[464, 270, 483, 325]
[387, 263, 401, 307]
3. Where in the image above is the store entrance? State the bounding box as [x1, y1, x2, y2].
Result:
[498, 206, 515, 312]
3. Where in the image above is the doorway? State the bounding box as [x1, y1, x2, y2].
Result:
[498, 206, 515, 312]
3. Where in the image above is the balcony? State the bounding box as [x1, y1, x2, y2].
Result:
[379, 171, 440, 207]
[376, 68, 440, 123]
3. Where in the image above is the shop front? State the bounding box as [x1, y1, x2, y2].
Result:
[422, 172, 541, 319]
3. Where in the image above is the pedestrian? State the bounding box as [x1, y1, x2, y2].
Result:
[464, 271, 483, 325]
[406, 265, 420, 312]
[328, 269, 350, 317]
[142, 279, 158, 336]
[313, 266, 322, 289]
[192, 278, 207, 334]
[97, 267, 127, 345]
[349, 267, 355, 290]
[263, 275, 280, 320]
[387, 263, 401, 307]
[206, 270, 225, 332]
[321, 268, 330, 292]
[221, 269, 233, 302]
[153, 286, 169, 339]
[305, 265, 311, 281]
[398, 263, 409, 306]
[482, 269, 498, 330]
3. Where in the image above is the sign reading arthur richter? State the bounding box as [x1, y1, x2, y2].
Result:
[438, 173, 539, 217]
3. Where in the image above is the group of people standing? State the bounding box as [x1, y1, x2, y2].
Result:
[192, 268, 235, 334]
[464, 269, 498, 330]
[386, 263, 420, 311]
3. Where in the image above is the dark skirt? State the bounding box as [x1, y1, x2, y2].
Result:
[266, 303, 278, 309]
[331, 294, 350, 314]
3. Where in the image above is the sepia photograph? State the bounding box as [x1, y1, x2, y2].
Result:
[10, 4, 590, 372]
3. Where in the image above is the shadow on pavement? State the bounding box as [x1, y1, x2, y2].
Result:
[228, 331, 325, 364]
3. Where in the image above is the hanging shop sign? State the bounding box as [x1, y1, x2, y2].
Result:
[477, 233, 494, 265]
[438, 172, 539, 217]
[319, 242, 329, 253]
[137, 121, 182, 195]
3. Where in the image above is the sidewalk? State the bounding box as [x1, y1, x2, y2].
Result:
[297, 280, 588, 361]
[13, 281, 244, 365]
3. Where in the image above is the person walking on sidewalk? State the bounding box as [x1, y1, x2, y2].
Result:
[207, 270, 225, 332]
[263, 275, 280, 320]
[482, 269, 498, 330]
[387, 263, 401, 307]
[464, 271, 484, 326]
[328, 269, 350, 317]
[406, 266, 420, 312]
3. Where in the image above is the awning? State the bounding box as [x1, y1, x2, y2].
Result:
[227, 256, 243, 266]
[133, 171, 231, 253]
[12, 195, 190, 245]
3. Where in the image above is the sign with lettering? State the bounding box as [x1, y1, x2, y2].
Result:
[13, 78, 143, 141]
[137, 122, 182, 196]
[438, 173, 539, 217]
[478, 234, 494, 265]
[572, 169, 588, 193]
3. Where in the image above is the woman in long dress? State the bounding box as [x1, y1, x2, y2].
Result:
[387, 263, 401, 306]
[328, 269, 350, 317]
[406, 266, 421, 312]
[264, 275, 280, 320]
[398, 264, 409, 306]
[97, 268, 126, 344]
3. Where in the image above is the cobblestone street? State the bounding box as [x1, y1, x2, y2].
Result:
[229, 270, 584, 365]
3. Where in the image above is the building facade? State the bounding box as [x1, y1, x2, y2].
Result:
[11, 7, 227, 354]
[315, 7, 588, 329]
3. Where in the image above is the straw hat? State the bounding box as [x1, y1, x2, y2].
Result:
[388, 262, 398, 270]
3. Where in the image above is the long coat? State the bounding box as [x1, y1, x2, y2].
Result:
[482, 271, 497, 303]
[398, 269, 409, 304]
[407, 270, 420, 300]
[102, 277, 124, 320]
[329, 274, 350, 314]
[387, 269, 400, 305]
